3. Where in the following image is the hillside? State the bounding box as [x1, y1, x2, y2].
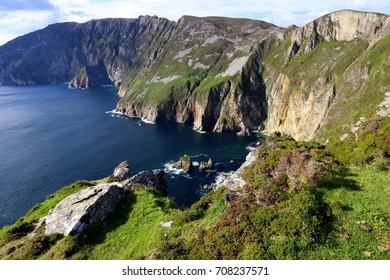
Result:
[0, 116, 388, 259]
[0, 10, 389, 138]
[0, 10, 389, 259]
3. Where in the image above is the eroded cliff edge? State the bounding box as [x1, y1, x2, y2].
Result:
[0, 10, 389, 140]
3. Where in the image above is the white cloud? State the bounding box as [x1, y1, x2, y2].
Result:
[0, 0, 389, 46]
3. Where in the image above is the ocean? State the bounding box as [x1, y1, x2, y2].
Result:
[0, 85, 260, 229]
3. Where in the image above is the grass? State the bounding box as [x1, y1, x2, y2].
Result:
[1, 131, 388, 260]
[51, 187, 176, 259]
[0, 180, 94, 245]
[308, 166, 390, 259]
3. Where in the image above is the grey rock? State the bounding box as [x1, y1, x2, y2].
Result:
[172, 155, 192, 173]
[218, 149, 258, 190]
[113, 161, 131, 180]
[43, 183, 125, 237]
[161, 221, 173, 228]
[377, 93, 390, 117]
[340, 133, 349, 141]
[199, 158, 214, 171]
[123, 169, 168, 196]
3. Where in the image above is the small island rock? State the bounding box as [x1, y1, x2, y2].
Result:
[199, 158, 214, 171]
[173, 155, 192, 172]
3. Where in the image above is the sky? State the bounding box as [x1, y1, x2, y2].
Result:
[0, 0, 389, 46]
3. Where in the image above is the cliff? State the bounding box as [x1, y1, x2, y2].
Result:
[116, 16, 280, 135]
[68, 64, 112, 88]
[0, 10, 389, 139]
[0, 16, 176, 86]
[259, 10, 390, 140]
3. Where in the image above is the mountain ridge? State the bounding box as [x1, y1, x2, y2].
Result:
[0, 10, 389, 139]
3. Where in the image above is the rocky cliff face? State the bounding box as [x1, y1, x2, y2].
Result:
[259, 10, 390, 140]
[0, 10, 389, 139]
[68, 64, 112, 88]
[116, 16, 279, 135]
[0, 16, 175, 86]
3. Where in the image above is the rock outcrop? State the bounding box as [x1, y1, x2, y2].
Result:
[377, 92, 390, 117]
[123, 170, 168, 196]
[42, 166, 168, 237]
[68, 64, 112, 88]
[199, 158, 214, 171]
[173, 155, 193, 173]
[112, 161, 131, 180]
[43, 183, 125, 237]
[217, 149, 258, 190]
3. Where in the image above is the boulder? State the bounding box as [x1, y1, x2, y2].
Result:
[199, 158, 214, 171]
[123, 169, 168, 196]
[113, 161, 131, 180]
[172, 155, 192, 172]
[43, 183, 125, 237]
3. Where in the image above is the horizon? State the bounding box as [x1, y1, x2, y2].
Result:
[1, 0, 390, 46]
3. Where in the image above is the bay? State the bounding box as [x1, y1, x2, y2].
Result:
[0, 85, 260, 229]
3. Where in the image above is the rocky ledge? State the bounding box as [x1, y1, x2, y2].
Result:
[217, 149, 258, 190]
[41, 162, 168, 237]
[43, 182, 125, 237]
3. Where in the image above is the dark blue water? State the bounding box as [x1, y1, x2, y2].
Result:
[0, 85, 260, 229]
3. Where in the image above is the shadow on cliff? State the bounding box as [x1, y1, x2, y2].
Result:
[239, 56, 268, 130]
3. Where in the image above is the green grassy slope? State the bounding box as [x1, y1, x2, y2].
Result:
[1, 117, 388, 260]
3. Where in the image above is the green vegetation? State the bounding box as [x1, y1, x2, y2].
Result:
[0, 180, 94, 259]
[326, 117, 390, 168]
[1, 119, 388, 259]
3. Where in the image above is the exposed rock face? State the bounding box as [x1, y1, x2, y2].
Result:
[42, 167, 168, 237]
[288, 10, 390, 57]
[263, 73, 336, 140]
[173, 155, 193, 173]
[123, 170, 168, 196]
[1, 10, 389, 140]
[377, 92, 390, 117]
[68, 64, 112, 88]
[0, 16, 176, 86]
[260, 10, 390, 140]
[112, 161, 131, 180]
[217, 149, 258, 190]
[116, 16, 277, 135]
[43, 183, 125, 237]
[199, 158, 213, 171]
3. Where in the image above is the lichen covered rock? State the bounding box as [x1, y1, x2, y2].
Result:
[43, 183, 126, 237]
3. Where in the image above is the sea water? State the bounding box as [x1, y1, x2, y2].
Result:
[0, 85, 260, 229]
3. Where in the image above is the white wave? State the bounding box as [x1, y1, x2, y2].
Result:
[214, 171, 233, 185]
[163, 162, 185, 175]
[105, 109, 125, 116]
[191, 153, 209, 158]
[192, 127, 207, 134]
[105, 110, 156, 124]
[140, 117, 155, 124]
[246, 145, 256, 151]
[192, 161, 199, 167]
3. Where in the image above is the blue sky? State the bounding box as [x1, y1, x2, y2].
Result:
[0, 0, 389, 46]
